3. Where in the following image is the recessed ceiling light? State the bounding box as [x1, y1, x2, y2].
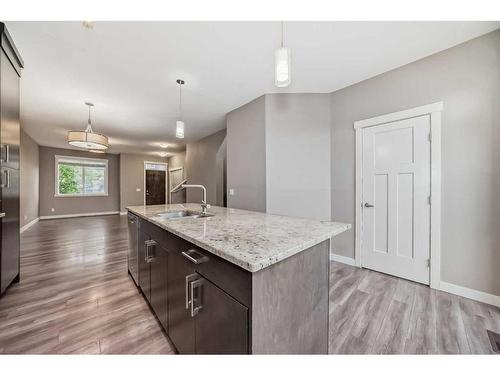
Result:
[82, 21, 94, 29]
[159, 143, 168, 149]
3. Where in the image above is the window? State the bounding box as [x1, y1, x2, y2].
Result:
[55, 155, 108, 197]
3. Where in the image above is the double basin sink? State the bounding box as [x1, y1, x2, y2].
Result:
[156, 210, 213, 220]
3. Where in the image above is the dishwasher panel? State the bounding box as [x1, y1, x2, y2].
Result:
[127, 213, 139, 285]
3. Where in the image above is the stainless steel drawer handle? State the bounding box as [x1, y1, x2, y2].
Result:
[190, 278, 203, 317]
[182, 249, 209, 264]
[144, 239, 157, 263]
[185, 273, 198, 310]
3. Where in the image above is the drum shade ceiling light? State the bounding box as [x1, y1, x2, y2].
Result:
[68, 102, 109, 150]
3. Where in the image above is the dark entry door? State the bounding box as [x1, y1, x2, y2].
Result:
[145, 169, 166, 205]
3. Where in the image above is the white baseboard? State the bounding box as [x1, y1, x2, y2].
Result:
[330, 253, 356, 267]
[440, 281, 500, 308]
[39, 211, 120, 220]
[20, 217, 39, 233]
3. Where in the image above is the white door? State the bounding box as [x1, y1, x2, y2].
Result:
[361, 115, 431, 284]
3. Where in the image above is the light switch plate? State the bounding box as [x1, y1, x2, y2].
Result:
[136, 188, 141, 192]
[229, 188, 235, 196]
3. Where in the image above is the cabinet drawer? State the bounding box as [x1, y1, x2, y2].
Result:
[139, 218, 251, 307]
[139, 218, 252, 307]
[171, 234, 252, 308]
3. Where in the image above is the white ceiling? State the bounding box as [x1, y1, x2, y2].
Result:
[6, 21, 499, 156]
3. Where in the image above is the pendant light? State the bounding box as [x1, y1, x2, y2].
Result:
[176, 79, 185, 139]
[68, 102, 109, 150]
[275, 21, 291, 88]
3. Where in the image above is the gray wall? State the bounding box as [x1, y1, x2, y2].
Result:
[226, 94, 331, 220]
[120, 153, 168, 212]
[168, 151, 185, 170]
[330, 30, 500, 296]
[265, 94, 331, 220]
[20, 129, 39, 226]
[168, 151, 186, 204]
[226, 96, 267, 211]
[39, 146, 120, 217]
[185, 129, 226, 205]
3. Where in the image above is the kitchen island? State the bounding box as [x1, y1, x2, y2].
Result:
[127, 204, 350, 354]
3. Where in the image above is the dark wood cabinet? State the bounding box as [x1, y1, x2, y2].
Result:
[194, 275, 248, 354]
[138, 229, 168, 331]
[167, 251, 196, 354]
[166, 235, 249, 354]
[149, 240, 168, 330]
[138, 231, 151, 302]
[132, 216, 251, 354]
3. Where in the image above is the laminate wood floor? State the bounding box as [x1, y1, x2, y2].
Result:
[329, 262, 500, 354]
[0, 215, 174, 354]
[0, 215, 498, 354]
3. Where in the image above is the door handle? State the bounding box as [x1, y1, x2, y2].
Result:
[190, 278, 203, 317]
[185, 273, 198, 309]
[364, 203, 374, 208]
[0, 169, 9, 188]
[1, 144, 9, 163]
[144, 239, 157, 262]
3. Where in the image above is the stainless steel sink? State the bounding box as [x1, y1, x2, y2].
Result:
[156, 210, 213, 220]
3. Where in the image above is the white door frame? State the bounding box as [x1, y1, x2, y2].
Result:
[354, 102, 443, 289]
[143, 161, 169, 205]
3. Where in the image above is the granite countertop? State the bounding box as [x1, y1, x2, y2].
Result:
[126, 203, 351, 273]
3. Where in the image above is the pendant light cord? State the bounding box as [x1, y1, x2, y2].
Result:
[281, 21, 284, 48]
[179, 82, 182, 120]
[86, 103, 94, 133]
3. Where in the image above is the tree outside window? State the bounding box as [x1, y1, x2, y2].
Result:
[56, 156, 108, 196]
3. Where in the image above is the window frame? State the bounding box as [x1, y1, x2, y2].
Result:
[54, 155, 109, 197]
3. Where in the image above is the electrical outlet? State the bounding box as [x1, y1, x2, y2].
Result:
[229, 188, 235, 196]
[24, 215, 28, 221]
[136, 188, 141, 192]
[51, 208, 55, 212]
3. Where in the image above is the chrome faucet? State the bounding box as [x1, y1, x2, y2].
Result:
[181, 184, 210, 214]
